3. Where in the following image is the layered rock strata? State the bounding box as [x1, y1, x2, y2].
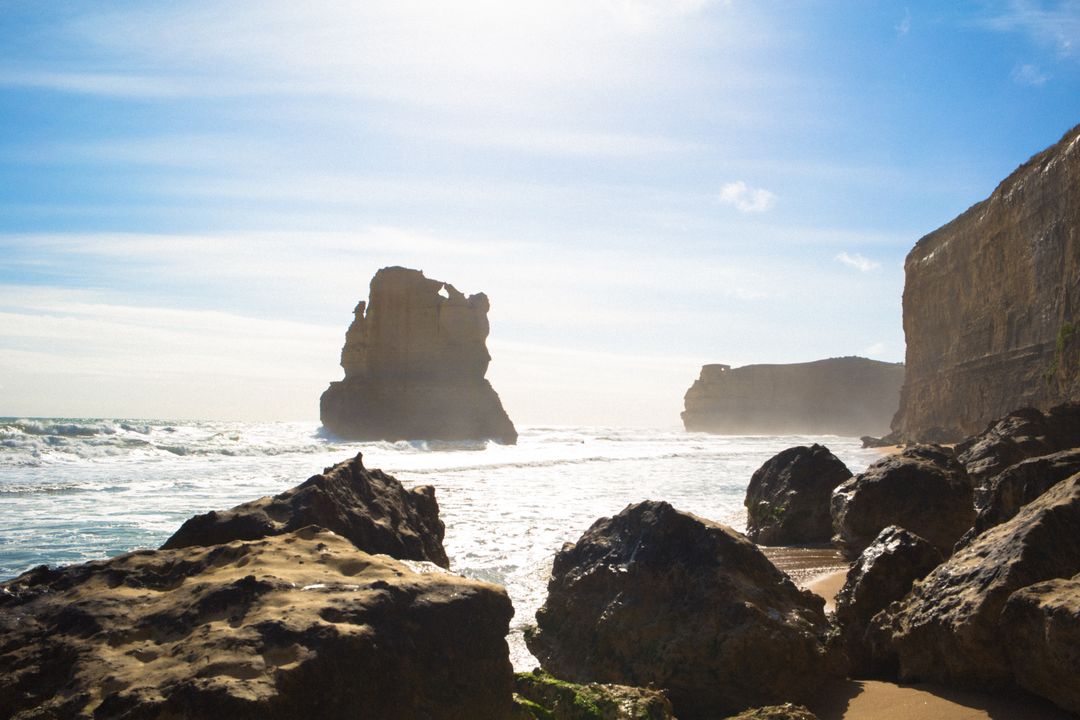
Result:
[0, 527, 515, 720]
[744, 444, 852, 545]
[163, 452, 449, 567]
[526, 501, 844, 719]
[892, 123, 1080, 442]
[682, 357, 904, 436]
[320, 266, 517, 444]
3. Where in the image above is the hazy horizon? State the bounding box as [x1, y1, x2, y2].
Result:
[2, 2, 1079, 426]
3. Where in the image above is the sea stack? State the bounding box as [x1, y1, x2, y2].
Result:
[320, 266, 517, 444]
[892, 123, 1080, 442]
[682, 356, 904, 436]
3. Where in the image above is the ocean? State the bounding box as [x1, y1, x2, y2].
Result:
[0, 418, 882, 668]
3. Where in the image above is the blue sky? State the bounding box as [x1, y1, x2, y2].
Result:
[1, 1, 1079, 425]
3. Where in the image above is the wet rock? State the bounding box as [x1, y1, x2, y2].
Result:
[876, 474, 1080, 686]
[320, 266, 517, 444]
[0, 527, 515, 720]
[833, 526, 943, 677]
[722, 705, 819, 720]
[513, 670, 675, 720]
[745, 444, 852, 546]
[162, 452, 449, 567]
[830, 445, 974, 559]
[525, 501, 844, 720]
[1001, 574, 1080, 715]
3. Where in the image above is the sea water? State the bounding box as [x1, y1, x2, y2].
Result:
[0, 418, 882, 668]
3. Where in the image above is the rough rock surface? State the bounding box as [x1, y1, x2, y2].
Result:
[833, 526, 943, 677]
[892, 123, 1080, 443]
[1001, 574, 1080, 715]
[682, 357, 904, 436]
[162, 452, 449, 568]
[830, 445, 974, 559]
[957, 447, 1080, 548]
[955, 404, 1080, 487]
[876, 474, 1080, 686]
[320, 266, 517, 444]
[525, 501, 844, 720]
[513, 670, 675, 720]
[744, 444, 852, 545]
[0, 527, 515, 720]
[722, 705, 818, 720]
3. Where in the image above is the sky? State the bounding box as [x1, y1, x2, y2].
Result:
[1, 1, 1079, 427]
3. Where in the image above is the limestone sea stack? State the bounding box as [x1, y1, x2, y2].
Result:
[892, 123, 1080, 443]
[682, 356, 904, 436]
[320, 267, 517, 444]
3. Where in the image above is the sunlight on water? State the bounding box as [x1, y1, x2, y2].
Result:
[0, 418, 882, 669]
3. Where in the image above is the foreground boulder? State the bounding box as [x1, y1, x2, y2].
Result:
[876, 474, 1080, 686]
[320, 266, 517, 444]
[745, 444, 852, 545]
[526, 501, 844, 719]
[513, 670, 675, 720]
[957, 448, 1080, 549]
[723, 705, 818, 720]
[830, 445, 973, 559]
[162, 452, 449, 567]
[0, 527, 514, 719]
[833, 526, 943, 676]
[1001, 574, 1080, 715]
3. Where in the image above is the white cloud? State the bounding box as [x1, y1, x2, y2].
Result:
[896, 8, 912, 37]
[717, 181, 776, 213]
[1011, 61, 1049, 84]
[862, 341, 887, 357]
[982, 1, 1080, 58]
[835, 251, 881, 272]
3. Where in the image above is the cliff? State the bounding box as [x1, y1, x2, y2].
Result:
[320, 267, 517, 444]
[682, 357, 904, 436]
[893, 123, 1080, 442]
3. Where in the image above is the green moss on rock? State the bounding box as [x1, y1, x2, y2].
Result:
[512, 670, 675, 720]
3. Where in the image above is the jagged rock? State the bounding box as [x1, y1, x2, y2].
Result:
[320, 266, 517, 444]
[875, 474, 1080, 686]
[956, 407, 1063, 487]
[744, 445, 852, 546]
[162, 452, 449, 568]
[833, 526, 943, 677]
[525, 501, 844, 720]
[956, 448, 1080, 549]
[891, 123, 1080, 443]
[513, 670, 675, 720]
[0, 527, 514, 720]
[1001, 573, 1080, 715]
[830, 445, 974, 559]
[723, 705, 818, 720]
[682, 357, 904, 436]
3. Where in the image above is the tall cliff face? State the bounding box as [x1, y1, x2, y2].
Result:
[320, 267, 517, 444]
[893, 124, 1080, 442]
[682, 356, 904, 436]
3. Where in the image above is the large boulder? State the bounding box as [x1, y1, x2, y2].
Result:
[525, 501, 844, 720]
[513, 670, 675, 720]
[0, 527, 514, 719]
[723, 706, 819, 720]
[162, 452, 449, 567]
[833, 526, 943, 676]
[956, 448, 1080, 549]
[1001, 574, 1080, 715]
[320, 266, 517, 444]
[744, 444, 852, 545]
[830, 445, 974, 559]
[875, 474, 1080, 686]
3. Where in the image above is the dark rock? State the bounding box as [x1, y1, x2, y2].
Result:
[956, 448, 1080, 549]
[955, 407, 1060, 487]
[525, 501, 844, 720]
[1001, 573, 1080, 715]
[876, 474, 1080, 686]
[682, 357, 904, 436]
[513, 670, 675, 720]
[830, 445, 974, 559]
[320, 266, 517, 444]
[162, 452, 449, 568]
[744, 445, 852, 545]
[833, 526, 944, 677]
[0, 527, 515, 720]
[722, 705, 819, 720]
[891, 123, 1080, 443]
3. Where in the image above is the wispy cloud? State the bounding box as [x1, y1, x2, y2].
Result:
[861, 341, 887, 357]
[1012, 61, 1050, 84]
[896, 8, 912, 37]
[835, 251, 881, 272]
[982, 0, 1080, 58]
[717, 181, 776, 213]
